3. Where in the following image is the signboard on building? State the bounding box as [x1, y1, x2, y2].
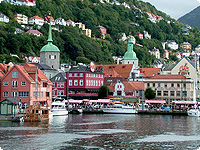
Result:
[90, 61, 96, 72]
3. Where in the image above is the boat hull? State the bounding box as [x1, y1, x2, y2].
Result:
[187, 109, 200, 117]
[50, 110, 68, 116]
[102, 108, 138, 114]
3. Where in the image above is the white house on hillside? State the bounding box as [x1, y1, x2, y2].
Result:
[0, 13, 9, 23]
[166, 40, 179, 50]
[28, 16, 44, 26]
[55, 18, 66, 26]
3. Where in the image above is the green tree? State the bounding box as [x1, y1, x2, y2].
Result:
[144, 87, 156, 100]
[98, 85, 110, 99]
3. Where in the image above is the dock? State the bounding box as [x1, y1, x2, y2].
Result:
[138, 110, 187, 115]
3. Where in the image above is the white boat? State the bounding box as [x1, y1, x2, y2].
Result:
[102, 104, 138, 114]
[50, 100, 68, 116]
[187, 107, 200, 117]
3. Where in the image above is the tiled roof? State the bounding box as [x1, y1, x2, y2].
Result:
[150, 75, 186, 79]
[139, 68, 161, 78]
[129, 82, 144, 90]
[26, 29, 43, 35]
[96, 64, 133, 79]
[29, 16, 44, 20]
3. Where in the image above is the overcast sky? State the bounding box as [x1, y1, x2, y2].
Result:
[140, 0, 200, 19]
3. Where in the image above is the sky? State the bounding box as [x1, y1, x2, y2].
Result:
[140, 0, 200, 20]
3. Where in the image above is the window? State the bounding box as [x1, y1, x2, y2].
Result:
[158, 83, 161, 87]
[182, 91, 187, 97]
[153, 83, 155, 87]
[12, 72, 18, 78]
[60, 82, 64, 88]
[165, 83, 167, 88]
[170, 91, 175, 96]
[80, 80, 83, 86]
[147, 83, 150, 87]
[3, 92, 8, 97]
[57, 82, 61, 88]
[96, 80, 98, 86]
[184, 83, 186, 88]
[18, 92, 29, 97]
[40, 92, 43, 97]
[58, 90, 64, 96]
[21, 81, 26, 86]
[177, 83, 180, 88]
[69, 80, 72, 86]
[171, 83, 174, 87]
[74, 73, 77, 77]
[53, 83, 55, 88]
[86, 80, 88, 86]
[12, 91, 18, 97]
[163, 91, 168, 96]
[74, 80, 78, 86]
[69, 73, 72, 77]
[80, 73, 83, 77]
[176, 91, 181, 97]
[52, 90, 55, 96]
[86, 74, 88, 77]
[157, 91, 162, 96]
[12, 80, 18, 88]
[46, 92, 49, 97]
[4, 81, 8, 86]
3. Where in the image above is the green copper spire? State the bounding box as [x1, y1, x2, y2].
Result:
[123, 37, 138, 60]
[40, 23, 60, 52]
[47, 23, 53, 43]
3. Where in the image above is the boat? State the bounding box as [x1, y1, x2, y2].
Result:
[102, 103, 138, 114]
[50, 100, 68, 116]
[23, 105, 49, 122]
[187, 54, 200, 117]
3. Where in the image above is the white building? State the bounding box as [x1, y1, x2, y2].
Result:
[55, 18, 66, 26]
[0, 13, 9, 23]
[166, 40, 179, 50]
[66, 20, 75, 27]
[28, 16, 44, 26]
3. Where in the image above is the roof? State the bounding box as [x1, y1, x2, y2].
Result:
[50, 72, 66, 82]
[69, 65, 103, 73]
[96, 64, 133, 79]
[26, 29, 43, 35]
[108, 81, 143, 91]
[31, 63, 57, 71]
[0, 98, 19, 104]
[150, 74, 186, 79]
[29, 16, 44, 20]
[139, 68, 161, 78]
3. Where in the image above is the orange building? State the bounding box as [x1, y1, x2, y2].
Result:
[0, 63, 52, 108]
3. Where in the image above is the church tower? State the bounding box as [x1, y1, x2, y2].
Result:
[122, 37, 138, 68]
[40, 23, 60, 70]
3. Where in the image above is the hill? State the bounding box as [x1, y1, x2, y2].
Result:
[178, 6, 200, 29]
[0, 0, 199, 66]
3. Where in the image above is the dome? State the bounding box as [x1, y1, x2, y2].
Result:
[40, 43, 60, 52]
[123, 50, 138, 60]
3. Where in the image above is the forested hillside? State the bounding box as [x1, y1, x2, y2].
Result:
[0, 0, 200, 66]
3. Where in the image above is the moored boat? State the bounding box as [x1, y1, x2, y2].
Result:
[102, 104, 138, 114]
[50, 100, 68, 116]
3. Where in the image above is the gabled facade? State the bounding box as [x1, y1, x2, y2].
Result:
[0, 63, 52, 107]
[28, 16, 44, 26]
[50, 72, 66, 98]
[67, 64, 104, 99]
[44, 16, 55, 25]
[150, 47, 160, 59]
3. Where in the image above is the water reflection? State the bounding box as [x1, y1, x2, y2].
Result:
[0, 114, 200, 149]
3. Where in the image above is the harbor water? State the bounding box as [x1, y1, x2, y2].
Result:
[0, 114, 200, 150]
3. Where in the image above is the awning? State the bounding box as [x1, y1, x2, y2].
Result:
[67, 100, 83, 103]
[123, 98, 138, 103]
[145, 100, 166, 104]
[172, 101, 196, 105]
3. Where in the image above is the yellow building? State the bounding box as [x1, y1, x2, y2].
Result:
[82, 29, 92, 38]
[180, 42, 192, 50]
[14, 14, 28, 24]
